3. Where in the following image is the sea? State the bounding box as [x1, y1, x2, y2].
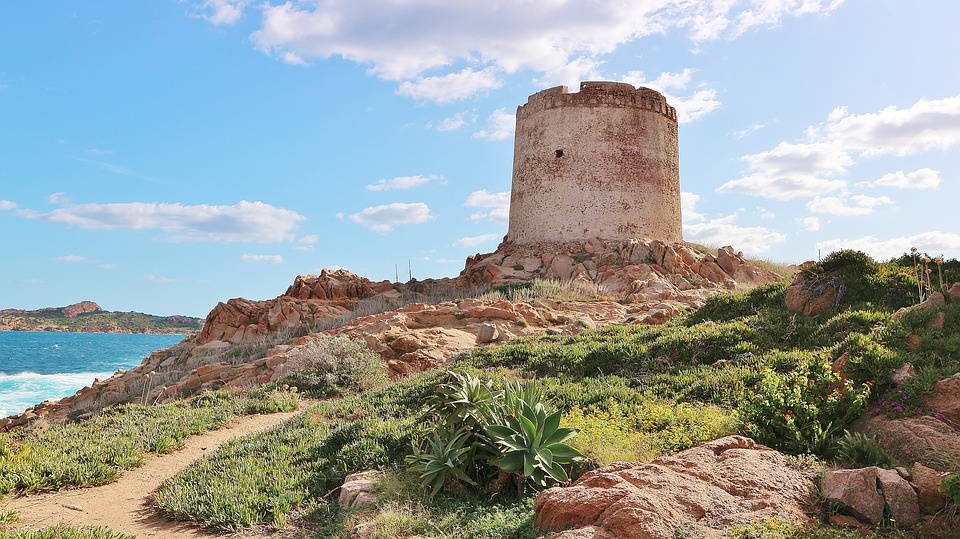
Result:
[0, 331, 186, 418]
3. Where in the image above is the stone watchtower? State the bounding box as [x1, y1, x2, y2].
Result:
[506, 81, 682, 244]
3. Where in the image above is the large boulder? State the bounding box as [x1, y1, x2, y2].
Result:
[821, 467, 919, 528]
[534, 436, 815, 538]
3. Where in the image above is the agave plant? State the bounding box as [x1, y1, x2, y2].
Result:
[404, 426, 479, 498]
[486, 399, 583, 496]
[428, 371, 502, 429]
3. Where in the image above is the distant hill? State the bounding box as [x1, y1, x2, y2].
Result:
[0, 301, 203, 334]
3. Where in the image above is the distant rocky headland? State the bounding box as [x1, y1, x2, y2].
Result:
[0, 301, 203, 334]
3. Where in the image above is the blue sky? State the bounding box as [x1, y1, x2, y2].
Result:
[2, 1, 959, 317]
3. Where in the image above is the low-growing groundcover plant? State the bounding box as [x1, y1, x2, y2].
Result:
[0, 525, 135, 539]
[0, 389, 298, 495]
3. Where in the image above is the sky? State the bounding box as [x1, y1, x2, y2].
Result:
[2, 1, 959, 318]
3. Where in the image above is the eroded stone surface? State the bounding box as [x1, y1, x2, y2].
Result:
[534, 436, 815, 539]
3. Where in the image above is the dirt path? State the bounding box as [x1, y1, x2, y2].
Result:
[3, 410, 301, 538]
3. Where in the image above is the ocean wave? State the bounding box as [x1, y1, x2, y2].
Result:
[0, 370, 113, 419]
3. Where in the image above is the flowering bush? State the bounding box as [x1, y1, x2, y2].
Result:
[739, 355, 871, 456]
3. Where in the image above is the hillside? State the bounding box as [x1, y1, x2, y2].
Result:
[1, 245, 959, 539]
[0, 301, 203, 334]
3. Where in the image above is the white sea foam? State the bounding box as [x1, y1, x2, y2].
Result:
[0, 371, 113, 418]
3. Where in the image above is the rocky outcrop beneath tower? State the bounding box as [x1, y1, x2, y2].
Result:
[458, 238, 779, 318]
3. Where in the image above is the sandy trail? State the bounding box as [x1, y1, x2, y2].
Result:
[3, 410, 300, 538]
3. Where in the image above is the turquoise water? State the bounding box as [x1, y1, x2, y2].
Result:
[0, 331, 185, 417]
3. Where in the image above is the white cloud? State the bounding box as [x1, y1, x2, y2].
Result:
[469, 208, 509, 223]
[465, 190, 510, 222]
[473, 108, 515, 141]
[245, 1, 840, 101]
[54, 255, 85, 263]
[240, 254, 284, 264]
[725, 94, 960, 202]
[620, 69, 720, 124]
[755, 207, 775, 220]
[680, 191, 705, 223]
[452, 233, 501, 248]
[17, 200, 304, 243]
[144, 274, 178, 284]
[797, 216, 821, 231]
[717, 173, 846, 201]
[397, 67, 503, 103]
[816, 231, 960, 261]
[366, 175, 437, 191]
[823, 96, 960, 156]
[807, 195, 894, 216]
[435, 111, 476, 132]
[683, 214, 787, 254]
[859, 168, 941, 190]
[718, 141, 852, 200]
[192, 0, 248, 26]
[294, 234, 319, 251]
[349, 202, 434, 233]
[465, 190, 509, 208]
[0, 200, 16, 210]
[733, 122, 765, 139]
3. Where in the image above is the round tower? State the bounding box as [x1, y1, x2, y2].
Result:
[507, 81, 682, 244]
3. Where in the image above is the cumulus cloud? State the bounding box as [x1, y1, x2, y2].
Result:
[797, 216, 821, 231]
[721, 94, 960, 201]
[366, 175, 437, 191]
[822, 97, 960, 156]
[397, 67, 503, 103]
[621, 69, 721, 124]
[294, 234, 319, 251]
[859, 168, 941, 190]
[816, 231, 960, 261]
[349, 202, 434, 233]
[0, 200, 16, 210]
[243, 1, 840, 102]
[680, 191, 705, 223]
[240, 254, 284, 264]
[464, 190, 510, 222]
[54, 255, 85, 263]
[807, 195, 894, 216]
[683, 214, 787, 254]
[717, 141, 852, 200]
[434, 111, 477, 132]
[452, 233, 501, 248]
[15, 200, 304, 243]
[473, 108, 515, 141]
[192, 0, 248, 25]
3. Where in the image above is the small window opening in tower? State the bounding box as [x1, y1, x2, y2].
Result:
[555, 149, 564, 158]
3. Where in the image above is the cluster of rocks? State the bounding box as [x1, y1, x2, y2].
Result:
[459, 238, 777, 308]
[533, 436, 816, 538]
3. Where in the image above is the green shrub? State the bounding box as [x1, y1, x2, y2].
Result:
[685, 283, 787, 325]
[942, 470, 960, 509]
[740, 355, 871, 456]
[835, 431, 893, 468]
[265, 335, 388, 398]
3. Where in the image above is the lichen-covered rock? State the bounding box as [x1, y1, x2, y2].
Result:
[534, 436, 815, 538]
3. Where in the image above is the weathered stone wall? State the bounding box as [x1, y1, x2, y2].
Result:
[507, 81, 682, 244]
